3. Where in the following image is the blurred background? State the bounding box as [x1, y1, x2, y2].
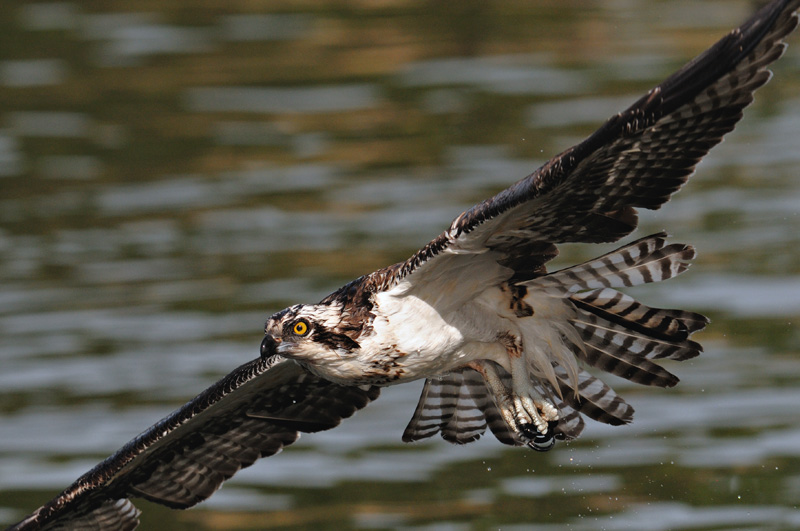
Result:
[1, 1, 800, 529]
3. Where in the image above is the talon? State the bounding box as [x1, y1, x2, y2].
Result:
[469, 359, 560, 451]
[540, 401, 560, 423]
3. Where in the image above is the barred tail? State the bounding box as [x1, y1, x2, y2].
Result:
[403, 366, 586, 446]
[405, 234, 707, 445]
[554, 364, 634, 426]
[532, 232, 696, 293]
[524, 233, 707, 424]
[402, 369, 491, 445]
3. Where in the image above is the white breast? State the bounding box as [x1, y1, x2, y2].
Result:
[370, 290, 463, 364]
[365, 285, 516, 380]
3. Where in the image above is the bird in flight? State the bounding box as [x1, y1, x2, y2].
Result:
[11, 1, 799, 529]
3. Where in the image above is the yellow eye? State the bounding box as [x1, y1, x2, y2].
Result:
[292, 320, 309, 336]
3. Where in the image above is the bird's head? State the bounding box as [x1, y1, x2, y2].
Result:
[261, 303, 366, 384]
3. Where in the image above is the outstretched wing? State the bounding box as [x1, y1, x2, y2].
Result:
[369, 0, 799, 299]
[10, 355, 380, 531]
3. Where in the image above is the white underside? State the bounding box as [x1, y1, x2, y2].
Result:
[364, 268, 581, 395]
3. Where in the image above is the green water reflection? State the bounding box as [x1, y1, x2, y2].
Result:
[1, 1, 800, 529]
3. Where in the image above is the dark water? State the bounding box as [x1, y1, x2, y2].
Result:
[2, 1, 800, 529]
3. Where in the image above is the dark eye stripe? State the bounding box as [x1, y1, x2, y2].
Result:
[312, 324, 360, 351]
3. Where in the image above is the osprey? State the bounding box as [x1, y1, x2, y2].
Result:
[10, 1, 799, 530]
[260, 0, 799, 450]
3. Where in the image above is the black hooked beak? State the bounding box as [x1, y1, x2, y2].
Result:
[260, 335, 278, 360]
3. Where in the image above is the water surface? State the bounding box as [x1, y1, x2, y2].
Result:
[2, 1, 800, 529]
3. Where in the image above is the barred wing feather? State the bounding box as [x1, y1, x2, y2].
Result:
[10, 356, 380, 531]
[375, 0, 800, 296]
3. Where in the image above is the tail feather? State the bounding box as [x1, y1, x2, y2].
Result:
[518, 234, 704, 427]
[565, 289, 704, 386]
[402, 370, 488, 444]
[406, 234, 707, 444]
[403, 367, 586, 446]
[402, 378, 448, 442]
[570, 288, 709, 339]
[532, 232, 696, 293]
[441, 372, 492, 445]
[528, 234, 706, 390]
[565, 331, 679, 387]
[555, 406, 585, 440]
[553, 406, 585, 440]
[572, 287, 708, 338]
[572, 298, 705, 362]
[554, 365, 634, 426]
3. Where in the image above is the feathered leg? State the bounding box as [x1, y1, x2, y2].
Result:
[465, 359, 557, 451]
